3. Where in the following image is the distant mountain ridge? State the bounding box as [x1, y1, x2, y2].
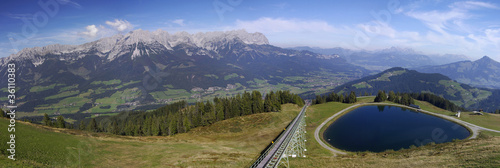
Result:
[334, 67, 499, 112]
[289, 46, 470, 70]
[414, 56, 500, 89]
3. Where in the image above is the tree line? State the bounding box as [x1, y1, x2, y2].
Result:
[410, 92, 465, 112]
[374, 90, 415, 106]
[311, 91, 357, 105]
[40, 113, 71, 129]
[374, 90, 465, 112]
[308, 89, 465, 113]
[74, 90, 304, 136]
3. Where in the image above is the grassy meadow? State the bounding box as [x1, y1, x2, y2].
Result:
[0, 104, 301, 167]
[1, 98, 500, 167]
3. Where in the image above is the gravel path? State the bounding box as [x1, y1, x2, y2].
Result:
[314, 103, 500, 156]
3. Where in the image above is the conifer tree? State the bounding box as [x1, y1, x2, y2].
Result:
[214, 97, 225, 121]
[348, 91, 357, 103]
[110, 120, 119, 135]
[183, 116, 191, 132]
[204, 100, 215, 125]
[124, 120, 134, 136]
[143, 115, 152, 136]
[159, 115, 169, 136]
[169, 115, 178, 135]
[56, 115, 65, 128]
[88, 118, 98, 132]
[79, 120, 86, 130]
[242, 91, 252, 115]
[43, 113, 51, 126]
[388, 91, 396, 102]
[374, 90, 387, 102]
[251, 91, 264, 113]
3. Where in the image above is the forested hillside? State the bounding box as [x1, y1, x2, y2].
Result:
[66, 90, 304, 136]
[333, 67, 499, 112]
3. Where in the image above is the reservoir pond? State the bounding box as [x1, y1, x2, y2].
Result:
[323, 105, 470, 152]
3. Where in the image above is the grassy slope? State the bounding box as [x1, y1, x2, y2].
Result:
[413, 100, 500, 131]
[0, 118, 99, 167]
[0, 104, 301, 167]
[289, 97, 500, 167]
[1, 99, 499, 167]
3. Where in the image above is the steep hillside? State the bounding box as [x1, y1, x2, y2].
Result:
[334, 67, 496, 110]
[414, 56, 500, 89]
[0, 104, 302, 167]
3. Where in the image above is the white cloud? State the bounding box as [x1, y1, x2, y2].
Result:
[468, 28, 500, 47]
[398, 1, 500, 58]
[80, 25, 98, 37]
[57, 0, 82, 9]
[106, 19, 133, 32]
[406, 1, 498, 34]
[232, 17, 337, 33]
[393, 7, 404, 14]
[172, 19, 185, 26]
[357, 22, 396, 38]
[450, 1, 499, 10]
[406, 9, 468, 34]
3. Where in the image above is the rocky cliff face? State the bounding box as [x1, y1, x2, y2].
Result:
[0, 29, 269, 65]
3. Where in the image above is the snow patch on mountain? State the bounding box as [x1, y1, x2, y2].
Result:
[1, 29, 269, 66]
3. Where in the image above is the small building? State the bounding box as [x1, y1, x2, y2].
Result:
[409, 104, 420, 109]
[472, 111, 484, 115]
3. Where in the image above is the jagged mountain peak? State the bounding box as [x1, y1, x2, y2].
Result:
[1, 29, 270, 65]
[380, 46, 417, 54]
[119, 29, 268, 46]
[475, 55, 497, 63]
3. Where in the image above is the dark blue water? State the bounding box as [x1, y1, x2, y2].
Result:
[323, 105, 470, 152]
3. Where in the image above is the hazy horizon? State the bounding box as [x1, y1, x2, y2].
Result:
[2, 0, 500, 61]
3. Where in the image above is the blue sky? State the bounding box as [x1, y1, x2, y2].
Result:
[1, 0, 500, 61]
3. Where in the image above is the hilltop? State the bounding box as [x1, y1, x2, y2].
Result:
[414, 56, 500, 89]
[334, 67, 499, 111]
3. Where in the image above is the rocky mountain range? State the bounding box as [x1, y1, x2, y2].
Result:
[0, 29, 368, 117]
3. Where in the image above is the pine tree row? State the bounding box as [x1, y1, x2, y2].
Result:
[311, 91, 357, 105]
[77, 90, 304, 136]
[374, 90, 414, 106]
[41, 113, 70, 129]
[374, 90, 465, 112]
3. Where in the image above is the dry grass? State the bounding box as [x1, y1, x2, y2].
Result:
[89, 104, 301, 168]
[3, 99, 499, 167]
[415, 100, 500, 131]
[289, 134, 500, 168]
[15, 104, 301, 168]
[0, 104, 301, 168]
